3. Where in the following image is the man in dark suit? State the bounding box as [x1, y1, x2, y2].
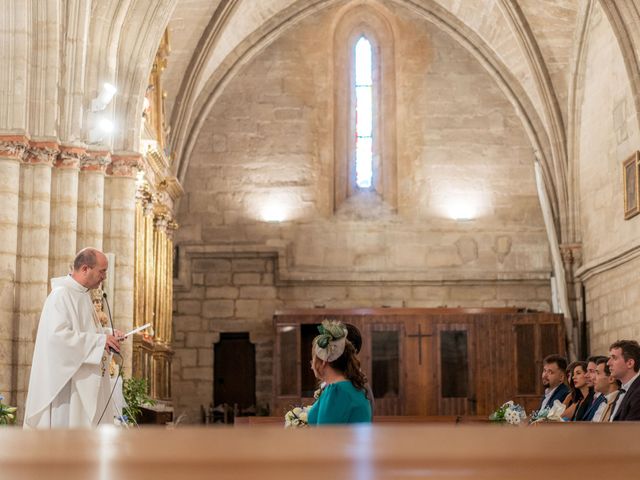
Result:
[540, 354, 569, 410]
[608, 340, 640, 421]
[583, 355, 608, 420]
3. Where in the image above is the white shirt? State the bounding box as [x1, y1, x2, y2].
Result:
[591, 390, 619, 422]
[541, 385, 561, 409]
[610, 371, 640, 421]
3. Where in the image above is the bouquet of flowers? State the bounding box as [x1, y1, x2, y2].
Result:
[284, 406, 310, 428]
[0, 394, 17, 425]
[529, 399, 566, 424]
[489, 400, 527, 425]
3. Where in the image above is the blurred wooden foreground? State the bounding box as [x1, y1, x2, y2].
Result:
[1, 424, 639, 480]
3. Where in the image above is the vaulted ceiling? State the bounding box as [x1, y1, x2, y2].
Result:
[155, 0, 640, 244]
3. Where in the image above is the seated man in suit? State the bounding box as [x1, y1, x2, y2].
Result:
[540, 354, 569, 411]
[583, 355, 608, 420]
[608, 339, 640, 421]
[591, 357, 621, 422]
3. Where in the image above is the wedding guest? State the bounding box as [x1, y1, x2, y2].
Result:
[591, 357, 621, 422]
[539, 354, 569, 411]
[345, 323, 375, 417]
[608, 339, 640, 421]
[307, 320, 372, 425]
[582, 355, 608, 420]
[562, 361, 594, 421]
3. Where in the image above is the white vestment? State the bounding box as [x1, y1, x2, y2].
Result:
[23, 275, 115, 428]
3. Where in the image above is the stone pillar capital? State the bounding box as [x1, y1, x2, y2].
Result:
[108, 153, 141, 178]
[0, 135, 30, 161]
[55, 145, 85, 169]
[559, 243, 582, 267]
[25, 141, 59, 166]
[82, 149, 112, 173]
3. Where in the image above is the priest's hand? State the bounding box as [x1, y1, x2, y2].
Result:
[114, 329, 125, 341]
[105, 334, 121, 354]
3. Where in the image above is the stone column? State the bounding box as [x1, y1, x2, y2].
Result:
[77, 150, 110, 250]
[48, 145, 82, 278]
[104, 153, 140, 376]
[13, 140, 56, 413]
[0, 136, 27, 402]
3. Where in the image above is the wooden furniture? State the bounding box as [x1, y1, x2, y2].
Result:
[234, 415, 489, 426]
[273, 308, 565, 416]
[2, 424, 639, 479]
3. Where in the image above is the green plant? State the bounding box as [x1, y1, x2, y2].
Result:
[122, 378, 156, 425]
[0, 394, 17, 425]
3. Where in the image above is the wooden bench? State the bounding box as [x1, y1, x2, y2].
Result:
[233, 415, 490, 426]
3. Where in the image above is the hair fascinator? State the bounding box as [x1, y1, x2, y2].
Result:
[313, 319, 347, 362]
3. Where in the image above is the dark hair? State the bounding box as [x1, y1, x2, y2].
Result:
[609, 340, 640, 372]
[345, 324, 362, 354]
[587, 355, 607, 365]
[328, 341, 368, 397]
[543, 354, 567, 372]
[596, 357, 622, 388]
[566, 361, 587, 402]
[73, 248, 97, 271]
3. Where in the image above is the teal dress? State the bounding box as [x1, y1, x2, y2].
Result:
[307, 380, 372, 425]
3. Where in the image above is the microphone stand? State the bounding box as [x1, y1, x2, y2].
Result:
[97, 292, 126, 426]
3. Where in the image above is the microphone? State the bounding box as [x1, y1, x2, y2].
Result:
[103, 291, 121, 355]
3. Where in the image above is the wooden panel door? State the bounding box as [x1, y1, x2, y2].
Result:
[435, 321, 476, 416]
[368, 322, 403, 415]
[403, 318, 435, 416]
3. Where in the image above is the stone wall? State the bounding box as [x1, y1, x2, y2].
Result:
[172, 3, 554, 421]
[576, 3, 640, 352]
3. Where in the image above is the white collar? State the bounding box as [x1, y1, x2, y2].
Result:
[621, 371, 640, 392]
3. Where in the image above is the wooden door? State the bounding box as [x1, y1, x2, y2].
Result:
[367, 322, 403, 415]
[214, 333, 256, 413]
[403, 318, 435, 415]
[435, 321, 477, 416]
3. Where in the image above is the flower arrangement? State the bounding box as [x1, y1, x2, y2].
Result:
[489, 400, 527, 425]
[122, 377, 156, 425]
[284, 406, 310, 428]
[529, 399, 566, 424]
[0, 394, 17, 425]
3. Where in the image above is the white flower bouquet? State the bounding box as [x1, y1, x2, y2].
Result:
[529, 399, 566, 424]
[489, 400, 527, 425]
[0, 394, 17, 425]
[284, 406, 310, 428]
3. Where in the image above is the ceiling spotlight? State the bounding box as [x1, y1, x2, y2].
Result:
[91, 82, 117, 112]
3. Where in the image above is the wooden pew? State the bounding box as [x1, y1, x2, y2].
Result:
[2, 424, 639, 479]
[233, 415, 491, 426]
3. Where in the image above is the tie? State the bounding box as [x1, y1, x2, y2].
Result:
[609, 389, 625, 421]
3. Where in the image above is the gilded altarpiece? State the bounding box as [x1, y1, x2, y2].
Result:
[132, 28, 179, 402]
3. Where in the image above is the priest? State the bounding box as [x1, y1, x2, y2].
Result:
[23, 248, 123, 428]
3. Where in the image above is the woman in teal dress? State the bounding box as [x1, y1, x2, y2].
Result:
[307, 320, 372, 425]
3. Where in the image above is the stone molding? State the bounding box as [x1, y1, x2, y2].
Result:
[24, 141, 59, 166]
[108, 153, 141, 178]
[559, 243, 582, 267]
[0, 135, 30, 160]
[81, 150, 112, 172]
[576, 243, 640, 282]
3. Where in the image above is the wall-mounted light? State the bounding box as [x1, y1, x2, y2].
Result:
[89, 116, 114, 144]
[262, 202, 287, 222]
[91, 82, 117, 112]
[448, 200, 476, 221]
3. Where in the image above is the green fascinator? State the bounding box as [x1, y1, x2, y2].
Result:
[313, 319, 347, 362]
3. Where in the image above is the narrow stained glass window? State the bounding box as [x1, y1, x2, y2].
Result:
[355, 36, 373, 189]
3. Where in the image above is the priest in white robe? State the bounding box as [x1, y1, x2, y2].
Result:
[24, 248, 123, 428]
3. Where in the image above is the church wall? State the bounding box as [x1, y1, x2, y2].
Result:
[576, 3, 640, 353]
[172, 4, 553, 420]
